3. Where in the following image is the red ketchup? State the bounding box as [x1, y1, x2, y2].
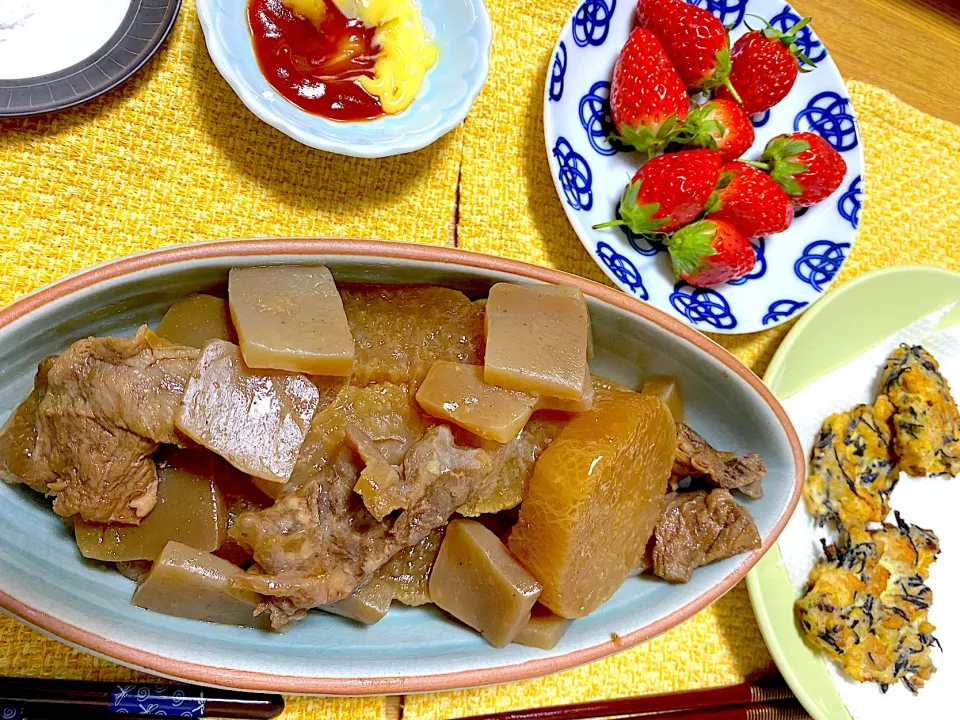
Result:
[247, 0, 383, 122]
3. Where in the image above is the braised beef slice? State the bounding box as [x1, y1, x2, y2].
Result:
[213, 462, 273, 566]
[394, 424, 494, 538]
[228, 474, 376, 623]
[346, 423, 403, 522]
[672, 424, 766, 499]
[32, 327, 198, 523]
[229, 424, 492, 627]
[649, 489, 761, 583]
[51, 327, 198, 445]
[0, 356, 56, 493]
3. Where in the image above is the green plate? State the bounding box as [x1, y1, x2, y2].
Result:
[747, 264, 960, 720]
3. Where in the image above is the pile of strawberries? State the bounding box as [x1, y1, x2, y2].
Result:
[594, 0, 847, 287]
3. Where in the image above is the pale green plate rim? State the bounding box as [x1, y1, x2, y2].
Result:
[747, 263, 960, 720]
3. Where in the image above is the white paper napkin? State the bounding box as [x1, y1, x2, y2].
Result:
[778, 305, 958, 720]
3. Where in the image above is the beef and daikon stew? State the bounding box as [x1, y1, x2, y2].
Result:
[0, 267, 767, 648]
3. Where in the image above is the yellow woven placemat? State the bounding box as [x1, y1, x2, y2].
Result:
[415, 1, 960, 717]
[2, 0, 959, 719]
[0, 0, 462, 308]
[456, 0, 960, 380]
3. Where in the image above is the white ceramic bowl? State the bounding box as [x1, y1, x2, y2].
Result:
[0, 239, 803, 694]
[196, 0, 492, 157]
[543, 0, 864, 334]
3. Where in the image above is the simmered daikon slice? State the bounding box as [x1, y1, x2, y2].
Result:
[508, 392, 676, 618]
[175, 340, 320, 484]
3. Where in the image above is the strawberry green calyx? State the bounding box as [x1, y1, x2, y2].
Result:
[763, 135, 811, 159]
[673, 103, 725, 151]
[701, 47, 742, 103]
[592, 179, 667, 234]
[702, 168, 736, 214]
[745, 14, 817, 72]
[702, 191, 721, 215]
[760, 135, 811, 196]
[615, 116, 680, 159]
[665, 220, 718, 280]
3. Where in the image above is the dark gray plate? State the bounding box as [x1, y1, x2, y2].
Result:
[0, 0, 182, 117]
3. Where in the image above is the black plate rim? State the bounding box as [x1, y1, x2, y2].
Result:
[0, 0, 183, 118]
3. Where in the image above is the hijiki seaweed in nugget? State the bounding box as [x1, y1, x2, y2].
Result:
[803, 396, 900, 529]
[880, 344, 960, 477]
[795, 513, 941, 694]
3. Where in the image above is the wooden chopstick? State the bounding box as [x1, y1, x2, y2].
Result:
[452, 681, 796, 720]
[618, 704, 810, 720]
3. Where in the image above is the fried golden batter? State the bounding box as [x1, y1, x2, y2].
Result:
[804, 397, 899, 529]
[880, 344, 960, 477]
[796, 514, 940, 694]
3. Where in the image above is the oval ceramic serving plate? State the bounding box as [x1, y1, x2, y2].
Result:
[0, 239, 803, 694]
[747, 265, 960, 720]
[0, 0, 181, 117]
[543, 0, 864, 334]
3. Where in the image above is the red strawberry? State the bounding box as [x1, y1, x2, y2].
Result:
[610, 27, 690, 157]
[716, 18, 816, 115]
[636, 0, 741, 100]
[666, 219, 757, 287]
[674, 99, 755, 163]
[759, 132, 847, 206]
[594, 149, 722, 235]
[705, 161, 794, 238]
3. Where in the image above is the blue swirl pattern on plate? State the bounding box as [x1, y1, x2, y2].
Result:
[687, 0, 749, 29]
[620, 226, 668, 257]
[751, 110, 771, 128]
[794, 91, 858, 151]
[109, 684, 206, 718]
[838, 174, 863, 229]
[794, 240, 851, 292]
[768, 7, 826, 62]
[727, 238, 767, 285]
[763, 299, 808, 325]
[670, 282, 738, 330]
[573, 0, 617, 48]
[553, 138, 594, 211]
[596, 242, 648, 298]
[549, 42, 567, 102]
[579, 81, 627, 155]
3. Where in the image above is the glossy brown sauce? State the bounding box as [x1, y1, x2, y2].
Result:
[247, 0, 383, 122]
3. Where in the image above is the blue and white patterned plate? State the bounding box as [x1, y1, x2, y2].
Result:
[544, 0, 864, 334]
